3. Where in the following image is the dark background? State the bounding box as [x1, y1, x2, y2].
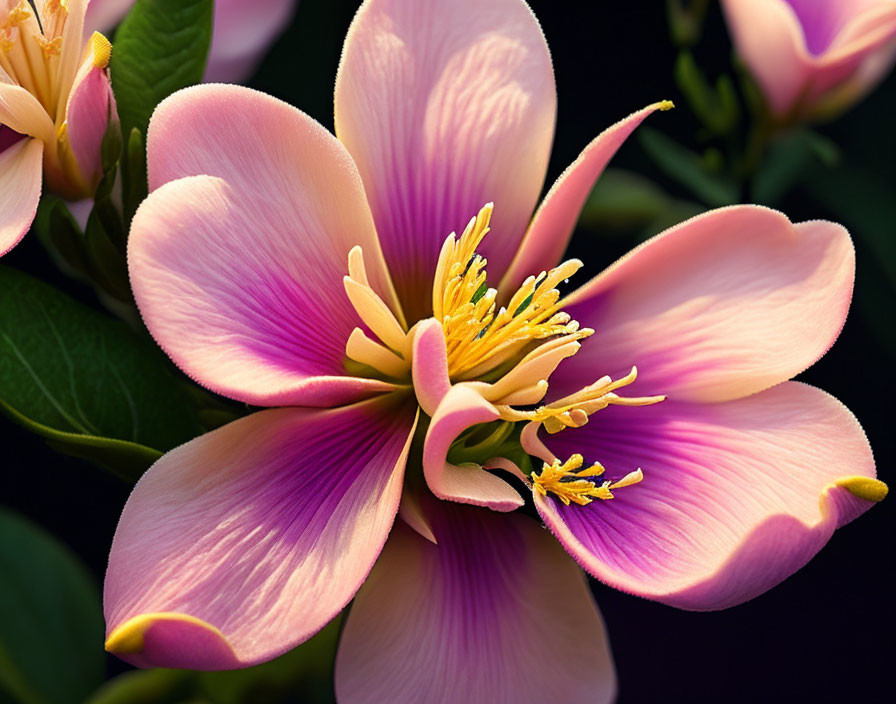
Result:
[3, 1, 894, 702]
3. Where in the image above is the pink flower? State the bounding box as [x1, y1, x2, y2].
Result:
[84, 0, 298, 83]
[104, 0, 885, 700]
[1, 0, 116, 255]
[722, 0, 896, 121]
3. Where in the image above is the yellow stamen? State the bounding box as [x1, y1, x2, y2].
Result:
[342, 246, 412, 381]
[494, 366, 665, 432]
[434, 204, 587, 379]
[532, 454, 644, 506]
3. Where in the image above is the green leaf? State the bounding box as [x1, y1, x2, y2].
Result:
[639, 126, 739, 207]
[579, 169, 670, 230]
[197, 616, 342, 704]
[85, 670, 195, 704]
[111, 0, 214, 139]
[31, 199, 90, 278]
[0, 267, 202, 480]
[123, 128, 148, 226]
[674, 52, 739, 135]
[0, 509, 104, 704]
[579, 169, 704, 242]
[752, 130, 840, 205]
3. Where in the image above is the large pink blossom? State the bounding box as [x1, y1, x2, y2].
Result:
[103, 0, 885, 700]
[1, 0, 116, 255]
[84, 0, 298, 83]
[722, 0, 896, 121]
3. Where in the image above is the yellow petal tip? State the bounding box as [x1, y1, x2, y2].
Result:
[90, 32, 112, 69]
[105, 612, 224, 655]
[835, 476, 888, 503]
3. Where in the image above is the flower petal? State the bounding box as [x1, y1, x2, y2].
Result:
[132, 85, 403, 406]
[147, 84, 399, 315]
[130, 174, 398, 406]
[65, 33, 115, 189]
[335, 0, 556, 320]
[83, 0, 133, 34]
[500, 102, 670, 292]
[104, 397, 418, 669]
[533, 382, 882, 610]
[204, 0, 298, 82]
[0, 81, 55, 144]
[336, 501, 616, 704]
[0, 139, 43, 256]
[423, 384, 523, 512]
[554, 207, 855, 403]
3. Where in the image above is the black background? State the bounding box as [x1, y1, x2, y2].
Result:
[2, 1, 894, 702]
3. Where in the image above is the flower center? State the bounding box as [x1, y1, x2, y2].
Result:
[432, 203, 588, 381]
[1, 1, 72, 117]
[342, 203, 665, 508]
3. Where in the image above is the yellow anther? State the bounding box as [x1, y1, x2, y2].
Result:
[90, 32, 112, 69]
[0, 36, 13, 53]
[36, 35, 62, 58]
[434, 204, 586, 379]
[532, 455, 643, 506]
[6, 3, 31, 26]
[45, 0, 69, 16]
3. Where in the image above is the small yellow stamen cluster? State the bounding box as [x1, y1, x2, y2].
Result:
[1, 3, 30, 53]
[433, 203, 588, 380]
[36, 35, 62, 57]
[532, 454, 644, 506]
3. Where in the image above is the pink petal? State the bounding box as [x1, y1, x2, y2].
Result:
[335, 0, 556, 320]
[204, 0, 298, 83]
[336, 501, 616, 704]
[65, 33, 116, 189]
[104, 397, 418, 669]
[534, 382, 882, 610]
[552, 207, 855, 403]
[132, 84, 402, 407]
[130, 174, 398, 407]
[423, 384, 524, 512]
[0, 139, 43, 256]
[500, 102, 670, 292]
[410, 318, 451, 416]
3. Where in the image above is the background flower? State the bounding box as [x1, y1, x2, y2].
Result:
[722, 0, 896, 121]
[84, 0, 299, 83]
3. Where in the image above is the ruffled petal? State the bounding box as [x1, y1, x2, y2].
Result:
[553, 207, 855, 403]
[0, 139, 43, 256]
[410, 319, 524, 512]
[335, 0, 556, 320]
[532, 382, 882, 610]
[104, 397, 418, 669]
[500, 102, 670, 292]
[336, 501, 616, 704]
